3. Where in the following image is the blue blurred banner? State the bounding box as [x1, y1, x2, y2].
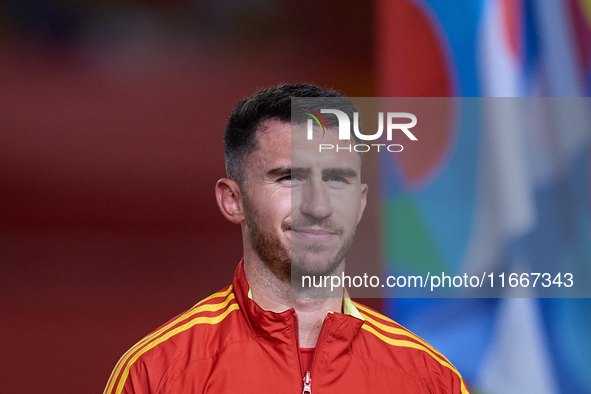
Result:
[377, 0, 591, 392]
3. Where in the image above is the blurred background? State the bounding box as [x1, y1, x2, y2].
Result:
[0, 0, 589, 393]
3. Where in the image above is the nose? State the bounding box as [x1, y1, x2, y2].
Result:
[300, 178, 333, 220]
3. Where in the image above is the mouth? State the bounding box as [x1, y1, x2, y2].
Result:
[290, 227, 336, 242]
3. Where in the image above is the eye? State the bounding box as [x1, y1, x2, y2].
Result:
[326, 175, 349, 184]
[279, 173, 303, 183]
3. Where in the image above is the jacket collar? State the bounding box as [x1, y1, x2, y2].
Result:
[232, 260, 364, 349]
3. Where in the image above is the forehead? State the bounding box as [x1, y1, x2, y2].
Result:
[246, 120, 362, 173]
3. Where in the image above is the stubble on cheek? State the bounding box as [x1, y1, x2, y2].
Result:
[243, 193, 292, 282]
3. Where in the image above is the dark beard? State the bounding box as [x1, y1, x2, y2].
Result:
[243, 194, 358, 284]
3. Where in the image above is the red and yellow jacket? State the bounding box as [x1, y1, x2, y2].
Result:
[104, 261, 469, 394]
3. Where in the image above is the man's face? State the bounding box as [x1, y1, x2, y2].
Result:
[241, 120, 367, 282]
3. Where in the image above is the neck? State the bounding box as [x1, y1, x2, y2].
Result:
[243, 257, 344, 348]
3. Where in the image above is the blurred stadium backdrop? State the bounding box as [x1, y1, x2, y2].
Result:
[1, 0, 590, 393]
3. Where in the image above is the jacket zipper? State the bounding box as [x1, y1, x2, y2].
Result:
[292, 312, 309, 393]
[297, 312, 333, 394]
[302, 371, 312, 394]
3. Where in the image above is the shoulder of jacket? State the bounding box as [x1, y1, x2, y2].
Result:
[103, 285, 243, 394]
[352, 301, 470, 394]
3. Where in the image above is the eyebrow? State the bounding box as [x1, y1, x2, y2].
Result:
[267, 167, 299, 177]
[266, 166, 358, 178]
[322, 167, 358, 179]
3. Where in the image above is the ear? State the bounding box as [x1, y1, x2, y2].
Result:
[215, 178, 245, 224]
[357, 183, 368, 223]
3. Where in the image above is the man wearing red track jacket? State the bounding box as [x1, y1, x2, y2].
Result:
[104, 84, 469, 394]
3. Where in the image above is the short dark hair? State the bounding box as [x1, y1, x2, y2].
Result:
[223, 83, 360, 185]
